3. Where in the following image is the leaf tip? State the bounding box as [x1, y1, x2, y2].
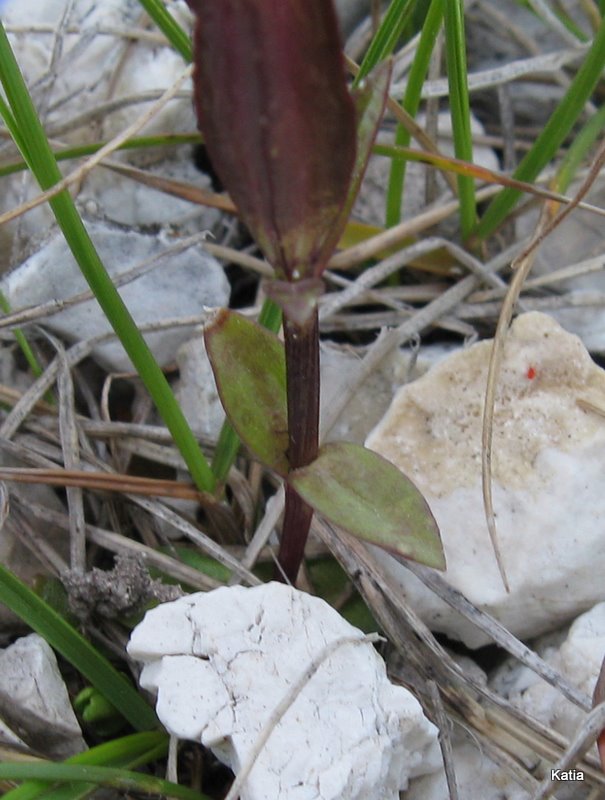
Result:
[203, 307, 229, 337]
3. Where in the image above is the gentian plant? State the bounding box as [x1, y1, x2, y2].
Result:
[187, 0, 445, 583]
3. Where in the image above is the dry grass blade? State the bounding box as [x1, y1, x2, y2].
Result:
[399, 557, 590, 710]
[321, 236, 507, 321]
[427, 680, 460, 800]
[18, 496, 221, 591]
[380, 144, 605, 217]
[55, 337, 87, 571]
[577, 397, 605, 418]
[0, 466, 206, 501]
[411, 45, 588, 98]
[102, 159, 238, 214]
[481, 140, 605, 594]
[314, 517, 605, 794]
[532, 703, 605, 800]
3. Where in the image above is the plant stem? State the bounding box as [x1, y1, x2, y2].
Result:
[276, 309, 320, 583]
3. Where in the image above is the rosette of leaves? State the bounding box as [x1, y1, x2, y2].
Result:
[187, 0, 445, 582]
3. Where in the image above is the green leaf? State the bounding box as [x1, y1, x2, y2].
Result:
[289, 442, 445, 569]
[204, 310, 288, 475]
[0, 563, 158, 732]
[211, 298, 283, 482]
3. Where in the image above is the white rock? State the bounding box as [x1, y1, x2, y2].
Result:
[366, 312, 605, 647]
[516, 178, 605, 353]
[0, 716, 30, 753]
[128, 583, 440, 800]
[320, 342, 446, 444]
[404, 741, 529, 800]
[0, 1, 207, 249]
[84, 154, 222, 232]
[175, 334, 225, 442]
[2, 0, 194, 141]
[0, 633, 85, 758]
[2, 222, 229, 371]
[492, 603, 605, 743]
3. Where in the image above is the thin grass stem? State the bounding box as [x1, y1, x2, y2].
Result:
[444, 0, 476, 239]
[385, 0, 444, 226]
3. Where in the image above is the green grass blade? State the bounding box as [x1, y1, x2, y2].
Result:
[0, 764, 210, 800]
[0, 22, 215, 494]
[0, 288, 49, 390]
[0, 563, 157, 731]
[547, 4, 589, 40]
[2, 733, 168, 800]
[0, 93, 25, 154]
[136, 0, 192, 62]
[385, 0, 444, 226]
[211, 298, 282, 482]
[554, 102, 605, 193]
[353, 0, 415, 87]
[474, 19, 605, 241]
[444, 0, 476, 239]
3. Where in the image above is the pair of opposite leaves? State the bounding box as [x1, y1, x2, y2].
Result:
[205, 309, 445, 571]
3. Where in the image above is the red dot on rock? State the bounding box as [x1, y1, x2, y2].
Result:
[526, 366, 536, 380]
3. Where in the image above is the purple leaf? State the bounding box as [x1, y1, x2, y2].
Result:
[188, 0, 357, 280]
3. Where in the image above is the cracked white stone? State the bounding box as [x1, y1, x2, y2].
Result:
[128, 582, 440, 800]
[366, 312, 605, 647]
[1, 222, 229, 371]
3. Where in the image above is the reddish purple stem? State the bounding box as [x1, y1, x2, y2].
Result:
[276, 309, 320, 582]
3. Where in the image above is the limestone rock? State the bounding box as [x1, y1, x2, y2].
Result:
[404, 741, 529, 800]
[0, 633, 85, 758]
[1, 222, 229, 371]
[128, 582, 440, 800]
[492, 603, 605, 743]
[366, 312, 605, 647]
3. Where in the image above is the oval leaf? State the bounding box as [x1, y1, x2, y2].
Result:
[289, 442, 445, 569]
[204, 310, 288, 475]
